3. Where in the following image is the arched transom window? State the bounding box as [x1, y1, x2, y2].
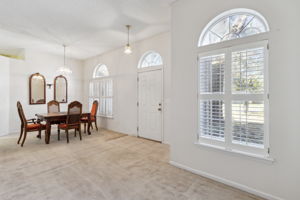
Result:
[139, 51, 163, 68]
[93, 64, 109, 78]
[199, 9, 269, 46]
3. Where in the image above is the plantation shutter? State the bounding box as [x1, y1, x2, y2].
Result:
[231, 46, 265, 147]
[198, 41, 268, 154]
[199, 54, 226, 140]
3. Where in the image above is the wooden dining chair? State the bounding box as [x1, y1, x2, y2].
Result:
[17, 101, 46, 147]
[47, 100, 60, 113]
[58, 101, 82, 143]
[47, 100, 63, 139]
[81, 100, 98, 133]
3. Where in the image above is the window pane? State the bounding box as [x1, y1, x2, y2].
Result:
[199, 54, 225, 94]
[199, 12, 268, 46]
[96, 81, 101, 97]
[200, 100, 225, 140]
[94, 64, 109, 78]
[99, 97, 106, 115]
[232, 47, 264, 94]
[232, 101, 264, 147]
[240, 17, 267, 37]
[210, 17, 229, 39]
[140, 52, 163, 68]
[106, 98, 113, 117]
[107, 79, 113, 97]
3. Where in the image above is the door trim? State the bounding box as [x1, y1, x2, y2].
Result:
[137, 66, 164, 142]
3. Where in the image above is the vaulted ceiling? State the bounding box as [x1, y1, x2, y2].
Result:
[0, 0, 175, 60]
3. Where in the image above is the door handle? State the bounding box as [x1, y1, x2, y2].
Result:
[158, 108, 162, 111]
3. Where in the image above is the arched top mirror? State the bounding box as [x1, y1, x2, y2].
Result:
[54, 75, 68, 103]
[29, 73, 46, 105]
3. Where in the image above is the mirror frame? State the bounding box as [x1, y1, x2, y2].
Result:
[29, 73, 46, 105]
[54, 75, 68, 103]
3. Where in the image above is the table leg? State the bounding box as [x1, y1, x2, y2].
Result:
[45, 121, 51, 144]
[87, 114, 91, 135]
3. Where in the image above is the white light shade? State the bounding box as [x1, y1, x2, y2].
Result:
[57, 66, 72, 75]
[124, 44, 132, 55]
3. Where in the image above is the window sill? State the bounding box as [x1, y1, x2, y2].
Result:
[194, 142, 275, 163]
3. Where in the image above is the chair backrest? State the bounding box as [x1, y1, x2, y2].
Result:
[47, 100, 60, 113]
[17, 101, 27, 125]
[91, 100, 99, 117]
[66, 101, 82, 125]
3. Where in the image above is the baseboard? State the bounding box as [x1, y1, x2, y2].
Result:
[0, 130, 18, 137]
[169, 161, 284, 200]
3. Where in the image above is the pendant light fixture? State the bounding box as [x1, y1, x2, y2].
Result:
[57, 44, 72, 75]
[124, 25, 132, 55]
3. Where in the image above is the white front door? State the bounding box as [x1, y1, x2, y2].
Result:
[138, 69, 162, 141]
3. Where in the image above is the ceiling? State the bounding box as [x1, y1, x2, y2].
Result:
[0, 0, 175, 60]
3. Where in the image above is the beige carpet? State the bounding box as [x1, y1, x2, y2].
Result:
[0, 129, 263, 200]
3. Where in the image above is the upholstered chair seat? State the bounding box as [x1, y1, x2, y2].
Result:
[27, 123, 46, 130]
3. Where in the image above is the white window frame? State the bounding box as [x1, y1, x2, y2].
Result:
[198, 8, 270, 47]
[197, 40, 270, 157]
[93, 64, 109, 78]
[138, 51, 163, 69]
[89, 64, 113, 118]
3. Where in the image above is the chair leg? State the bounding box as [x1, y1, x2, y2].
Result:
[74, 129, 77, 137]
[66, 130, 69, 143]
[58, 130, 60, 141]
[95, 120, 98, 131]
[79, 127, 82, 141]
[17, 125, 24, 144]
[38, 129, 42, 139]
[84, 123, 86, 133]
[21, 130, 27, 147]
[91, 123, 94, 130]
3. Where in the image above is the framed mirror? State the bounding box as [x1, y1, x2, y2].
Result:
[29, 73, 46, 105]
[54, 75, 68, 103]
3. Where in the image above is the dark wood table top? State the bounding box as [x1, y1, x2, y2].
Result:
[36, 111, 92, 144]
[36, 111, 90, 119]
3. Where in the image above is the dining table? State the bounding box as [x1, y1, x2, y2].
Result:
[36, 111, 92, 144]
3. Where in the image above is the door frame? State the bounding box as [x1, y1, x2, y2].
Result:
[137, 65, 164, 143]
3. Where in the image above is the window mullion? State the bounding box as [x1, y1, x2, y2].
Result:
[224, 47, 232, 149]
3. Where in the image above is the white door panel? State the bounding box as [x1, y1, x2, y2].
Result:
[138, 69, 162, 141]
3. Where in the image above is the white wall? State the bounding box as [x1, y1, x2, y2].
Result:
[170, 0, 300, 200]
[9, 50, 84, 134]
[83, 32, 172, 142]
[0, 56, 10, 136]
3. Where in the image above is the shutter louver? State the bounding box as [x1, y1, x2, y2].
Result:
[232, 47, 264, 94]
[232, 101, 264, 147]
[200, 100, 225, 140]
[199, 54, 225, 94]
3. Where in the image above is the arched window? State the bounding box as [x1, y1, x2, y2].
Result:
[197, 9, 270, 157]
[138, 51, 163, 68]
[93, 64, 109, 78]
[89, 64, 113, 117]
[199, 9, 269, 46]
